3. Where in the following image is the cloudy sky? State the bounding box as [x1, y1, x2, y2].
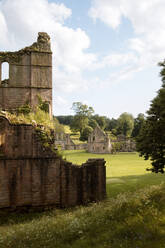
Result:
[0, 0, 164, 118]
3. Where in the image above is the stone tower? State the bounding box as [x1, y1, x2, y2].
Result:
[0, 32, 52, 115]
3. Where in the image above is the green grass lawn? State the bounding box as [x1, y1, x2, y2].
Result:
[1, 150, 165, 248]
[63, 150, 165, 197]
[62, 150, 151, 177]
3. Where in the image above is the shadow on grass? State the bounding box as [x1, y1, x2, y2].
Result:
[106, 172, 165, 198]
[1, 172, 164, 228]
[0, 207, 65, 227]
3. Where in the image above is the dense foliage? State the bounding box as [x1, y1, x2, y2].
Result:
[132, 113, 145, 138]
[56, 109, 144, 140]
[56, 115, 74, 126]
[116, 112, 134, 137]
[136, 61, 165, 173]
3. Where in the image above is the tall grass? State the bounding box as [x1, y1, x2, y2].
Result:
[0, 184, 165, 248]
[0, 133, 165, 247]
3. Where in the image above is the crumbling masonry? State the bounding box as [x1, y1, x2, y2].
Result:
[0, 116, 106, 209]
[0, 32, 52, 115]
[88, 126, 112, 154]
[0, 33, 106, 209]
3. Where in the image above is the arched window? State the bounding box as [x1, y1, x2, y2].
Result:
[1, 62, 9, 81]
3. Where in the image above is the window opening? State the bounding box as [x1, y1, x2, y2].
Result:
[1, 62, 9, 86]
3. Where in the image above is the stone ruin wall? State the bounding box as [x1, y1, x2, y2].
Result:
[0, 33, 106, 210]
[111, 135, 136, 152]
[0, 32, 52, 115]
[88, 126, 112, 154]
[54, 132, 88, 150]
[0, 116, 106, 209]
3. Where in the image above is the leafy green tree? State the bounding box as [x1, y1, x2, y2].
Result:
[88, 118, 98, 129]
[132, 113, 145, 138]
[71, 102, 94, 117]
[136, 61, 165, 173]
[105, 118, 118, 131]
[80, 126, 93, 141]
[92, 115, 106, 130]
[55, 115, 74, 126]
[70, 114, 88, 132]
[71, 102, 94, 133]
[116, 112, 134, 137]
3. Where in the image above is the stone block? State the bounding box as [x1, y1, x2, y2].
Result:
[31, 66, 52, 88]
[31, 52, 52, 66]
[9, 64, 31, 87]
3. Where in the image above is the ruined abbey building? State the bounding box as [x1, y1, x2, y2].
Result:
[0, 116, 106, 209]
[88, 126, 112, 154]
[0, 33, 106, 210]
[0, 32, 52, 115]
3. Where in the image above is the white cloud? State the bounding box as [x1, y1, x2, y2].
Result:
[89, 0, 165, 69]
[90, 52, 138, 70]
[89, 0, 123, 29]
[54, 69, 89, 93]
[55, 96, 68, 106]
[0, 0, 97, 114]
[109, 65, 143, 83]
[0, 0, 96, 72]
[0, 7, 8, 48]
[1, 0, 164, 117]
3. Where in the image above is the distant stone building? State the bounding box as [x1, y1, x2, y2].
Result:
[112, 135, 136, 152]
[0, 32, 52, 115]
[54, 132, 88, 150]
[88, 125, 112, 154]
[54, 133, 75, 150]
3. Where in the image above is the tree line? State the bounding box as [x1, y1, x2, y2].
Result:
[56, 60, 165, 173]
[56, 103, 145, 141]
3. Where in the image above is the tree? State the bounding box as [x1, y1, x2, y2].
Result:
[88, 118, 98, 129]
[70, 114, 88, 132]
[80, 126, 93, 141]
[136, 61, 165, 173]
[105, 117, 118, 132]
[71, 102, 94, 117]
[92, 115, 106, 130]
[132, 113, 145, 138]
[55, 115, 74, 126]
[116, 112, 134, 137]
[71, 102, 94, 133]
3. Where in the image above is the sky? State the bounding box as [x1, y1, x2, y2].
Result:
[0, 0, 165, 118]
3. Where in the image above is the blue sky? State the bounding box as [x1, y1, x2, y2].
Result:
[0, 0, 164, 118]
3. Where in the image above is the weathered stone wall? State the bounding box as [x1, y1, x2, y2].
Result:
[0, 116, 106, 209]
[74, 143, 88, 150]
[111, 135, 136, 152]
[54, 133, 88, 150]
[88, 126, 112, 154]
[0, 32, 52, 115]
[54, 133, 75, 150]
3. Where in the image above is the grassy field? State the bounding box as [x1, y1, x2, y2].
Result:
[62, 150, 151, 177]
[63, 150, 165, 197]
[1, 151, 165, 248]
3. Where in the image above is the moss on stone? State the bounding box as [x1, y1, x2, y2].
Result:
[0, 32, 52, 63]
